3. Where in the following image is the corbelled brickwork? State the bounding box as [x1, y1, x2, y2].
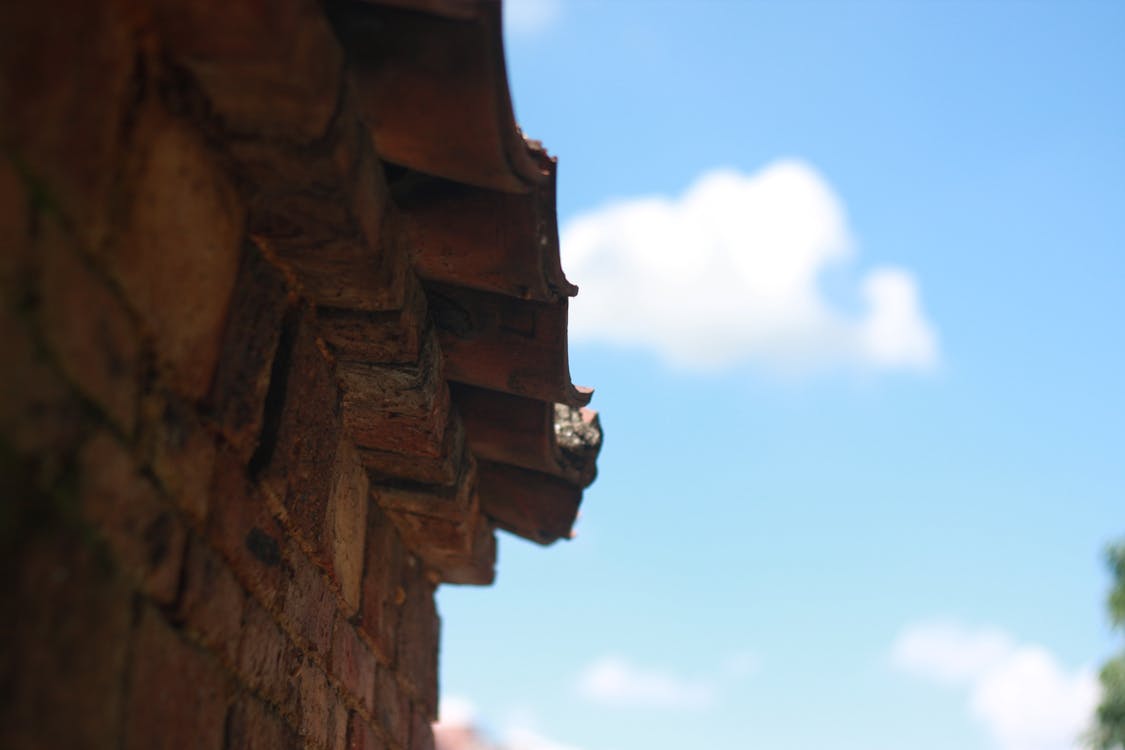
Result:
[0, 0, 604, 748]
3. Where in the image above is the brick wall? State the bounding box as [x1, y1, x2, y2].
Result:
[1, 1, 448, 748]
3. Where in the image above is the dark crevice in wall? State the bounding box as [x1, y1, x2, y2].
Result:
[247, 305, 300, 479]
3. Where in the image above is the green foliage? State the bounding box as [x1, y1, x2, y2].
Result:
[1108, 544, 1125, 630]
[1092, 542, 1125, 750]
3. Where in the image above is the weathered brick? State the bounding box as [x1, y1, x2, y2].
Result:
[0, 0, 139, 251]
[260, 308, 342, 572]
[79, 431, 186, 604]
[348, 712, 386, 750]
[151, 0, 342, 142]
[225, 694, 301, 750]
[409, 703, 435, 750]
[208, 447, 287, 609]
[373, 666, 409, 748]
[113, 111, 244, 400]
[41, 226, 141, 434]
[207, 239, 293, 461]
[0, 288, 87, 463]
[237, 599, 294, 709]
[125, 606, 230, 750]
[0, 521, 132, 750]
[330, 614, 376, 715]
[140, 390, 217, 523]
[328, 439, 369, 615]
[176, 533, 246, 666]
[358, 504, 404, 665]
[396, 556, 439, 714]
[281, 550, 336, 658]
[328, 695, 351, 750]
[317, 276, 427, 367]
[337, 335, 450, 458]
[245, 131, 403, 314]
[293, 656, 331, 749]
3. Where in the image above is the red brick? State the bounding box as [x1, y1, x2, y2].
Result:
[330, 614, 376, 714]
[373, 666, 409, 748]
[328, 696, 350, 750]
[292, 656, 331, 749]
[260, 309, 342, 572]
[396, 556, 439, 714]
[337, 335, 450, 459]
[225, 694, 301, 750]
[0, 287, 87, 463]
[328, 439, 369, 615]
[113, 111, 244, 400]
[0, 522, 132, 750]
[40, 228, 141, 434]
[125, 606, 230, 750]
[350, 717, 381, 750]
[245, 135, 403, 314]
[317, 277, 426, 366]
[151, 0, 342, 143]
[208, 447, 286, 609]
[141, 390, 217, 523]
[79, 431, 186, 604]
[409, 703, 436, 750]
[348, 712, 387, 750]
[358, 504, 404, 665]
[281, 550, 336, 657]
[0, 0, 139, 251]
[176, 533, 246, 666]
[207, 239, 292, 461]
[237, 600, 298, 710]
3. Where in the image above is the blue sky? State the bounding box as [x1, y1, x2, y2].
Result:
[436, 2, 1125, 749]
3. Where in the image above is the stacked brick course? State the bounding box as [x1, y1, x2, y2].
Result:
[1, 1, 601, 747]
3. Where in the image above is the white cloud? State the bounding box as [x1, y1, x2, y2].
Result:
[503, 0, 560, 37]
[434, 697, 583, 750]
[560, 161, 940, 374]
[577, 655, 714, 710]
[437, 695, 481, 727]
[891, 621, 1100, 750]
[504, 726, 584, 750]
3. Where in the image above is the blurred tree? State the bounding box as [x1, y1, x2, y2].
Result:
[1091, 543, 1125, 749]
